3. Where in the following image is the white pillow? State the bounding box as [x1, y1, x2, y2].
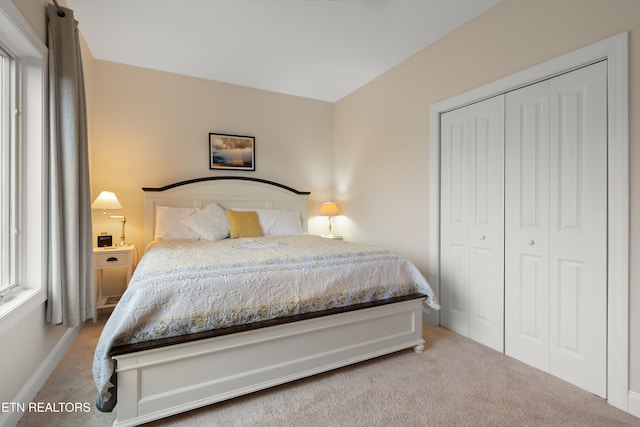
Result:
[235, 208, 303, 236]
[154, 206, 201, 240]
[183, 202, 230, 241]
[269, 210, 304, 236]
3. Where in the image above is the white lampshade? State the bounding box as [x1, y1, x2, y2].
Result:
[91, 191, 123, 211]
[319, 202, 341, 216]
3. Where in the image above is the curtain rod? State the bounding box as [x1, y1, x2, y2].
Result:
[52, 0, 66, 17]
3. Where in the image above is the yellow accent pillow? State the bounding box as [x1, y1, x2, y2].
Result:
[227, 210, 264, 238]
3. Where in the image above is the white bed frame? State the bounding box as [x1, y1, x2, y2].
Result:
[111, 177, 426, 426]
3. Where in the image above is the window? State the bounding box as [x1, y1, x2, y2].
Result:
[0, 0, 47, 333]
[0, 46, 16, 297]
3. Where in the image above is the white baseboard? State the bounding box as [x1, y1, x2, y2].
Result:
[0, 324, 81, 427]
[628, 391, 640, 419]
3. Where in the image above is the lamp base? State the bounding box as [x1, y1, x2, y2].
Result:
[111, 215, 127, 247]
[321, 233, 343, 240]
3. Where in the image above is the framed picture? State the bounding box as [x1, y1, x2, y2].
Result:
[209, 133, 255, 170]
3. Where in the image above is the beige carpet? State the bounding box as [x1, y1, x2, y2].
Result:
[17, 315, 640, 427]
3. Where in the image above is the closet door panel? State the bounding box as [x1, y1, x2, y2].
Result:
[440, 107, 470, 335]
[505, 81, 550, 371]
[468, 96, 505, 352]
[548, 61, 607, 397]
[440, 96, 504, 348]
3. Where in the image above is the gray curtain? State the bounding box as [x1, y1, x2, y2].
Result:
[46, 4, 94, 327]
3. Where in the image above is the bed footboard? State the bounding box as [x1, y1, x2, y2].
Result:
[112, 298, 425, 426]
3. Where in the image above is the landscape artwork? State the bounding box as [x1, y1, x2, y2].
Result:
[209, 133, 255, 170]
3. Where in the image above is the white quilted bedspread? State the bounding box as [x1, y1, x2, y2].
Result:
[93, 234, 439, 410]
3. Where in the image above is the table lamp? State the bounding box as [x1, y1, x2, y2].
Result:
[92, 191, 127, 246]
[319, 201, 341, 239]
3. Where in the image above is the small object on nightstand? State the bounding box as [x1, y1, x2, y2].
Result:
[97, 234, 112, 247]
[93, 245, 135, 322]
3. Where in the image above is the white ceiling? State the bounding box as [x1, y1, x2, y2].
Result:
[67, 0, 501, 102]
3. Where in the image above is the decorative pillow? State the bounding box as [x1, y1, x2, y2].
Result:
[227, 210, 264, 238]
[235, 208, 303, 236]
[154, 206, 201, 240]
[183, 202, 229, 241]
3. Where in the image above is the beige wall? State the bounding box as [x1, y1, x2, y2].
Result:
[90, 61, 334, 257]
[11, 0, 47, 41]
[334, 0, 639, 395]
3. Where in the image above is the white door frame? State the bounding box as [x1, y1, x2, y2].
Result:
[428, 33, 629, 411]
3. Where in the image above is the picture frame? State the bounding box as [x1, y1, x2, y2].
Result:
[209, 133, 255, 171]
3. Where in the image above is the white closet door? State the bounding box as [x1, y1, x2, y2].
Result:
[548, 61, 607, 397]
[440, 106, 471, 336]
[440, 96, 504, 351]
[505, 80, 551, 372]
[505, 62, 607, 396]
[467, 97, 505, 351]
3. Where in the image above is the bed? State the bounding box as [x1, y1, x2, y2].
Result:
[93, 177, 439, 427]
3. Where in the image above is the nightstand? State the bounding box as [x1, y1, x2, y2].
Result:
[93, 245, 135, 322]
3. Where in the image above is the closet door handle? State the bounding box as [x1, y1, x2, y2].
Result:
[479, 235, 486, 240]
[527, 240, 535, 246]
